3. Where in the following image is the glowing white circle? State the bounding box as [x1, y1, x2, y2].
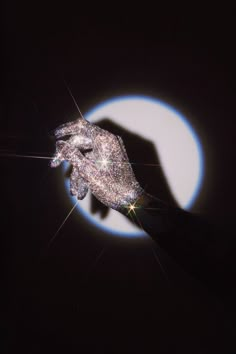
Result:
[63, 96, 204, 238]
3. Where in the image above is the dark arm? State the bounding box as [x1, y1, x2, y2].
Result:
[122, 192, 235, 299]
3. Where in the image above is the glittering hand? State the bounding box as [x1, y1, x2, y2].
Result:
[50, 116, 144, 211]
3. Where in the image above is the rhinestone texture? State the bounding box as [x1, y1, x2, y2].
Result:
[50, 117, 144, 211]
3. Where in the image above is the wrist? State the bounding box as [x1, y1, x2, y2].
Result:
[120, 190, 174, 235]
[118, 186, 144, 213]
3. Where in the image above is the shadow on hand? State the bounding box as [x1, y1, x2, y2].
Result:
[91, 118, 178, 219]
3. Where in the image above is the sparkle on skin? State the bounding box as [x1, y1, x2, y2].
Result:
[126, 202, 139, 216]
[96, 158, 110, 170]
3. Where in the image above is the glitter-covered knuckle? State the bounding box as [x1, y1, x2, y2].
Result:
[54, 118, 90, 139]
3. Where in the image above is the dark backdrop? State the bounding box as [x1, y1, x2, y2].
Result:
[2, 3, 236, 353]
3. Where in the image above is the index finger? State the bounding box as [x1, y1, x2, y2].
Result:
[53, 117, 90, 139]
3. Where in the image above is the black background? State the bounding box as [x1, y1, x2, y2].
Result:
[2, 3, 236, 353]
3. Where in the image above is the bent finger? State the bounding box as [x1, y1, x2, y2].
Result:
[53, 117, 90, 139]
[70, 167, 89, 199]
[64, 149, 97, 183]
[50, 140, 67, 167]
[67, 134, 93, 151]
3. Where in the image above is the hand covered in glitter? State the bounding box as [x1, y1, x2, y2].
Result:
[50, 116, 144, 211]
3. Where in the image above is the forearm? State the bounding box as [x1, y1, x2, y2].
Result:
[121, 192, 232, 297]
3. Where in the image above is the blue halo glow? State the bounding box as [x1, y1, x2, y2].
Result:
[62, 95, 204, 238]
